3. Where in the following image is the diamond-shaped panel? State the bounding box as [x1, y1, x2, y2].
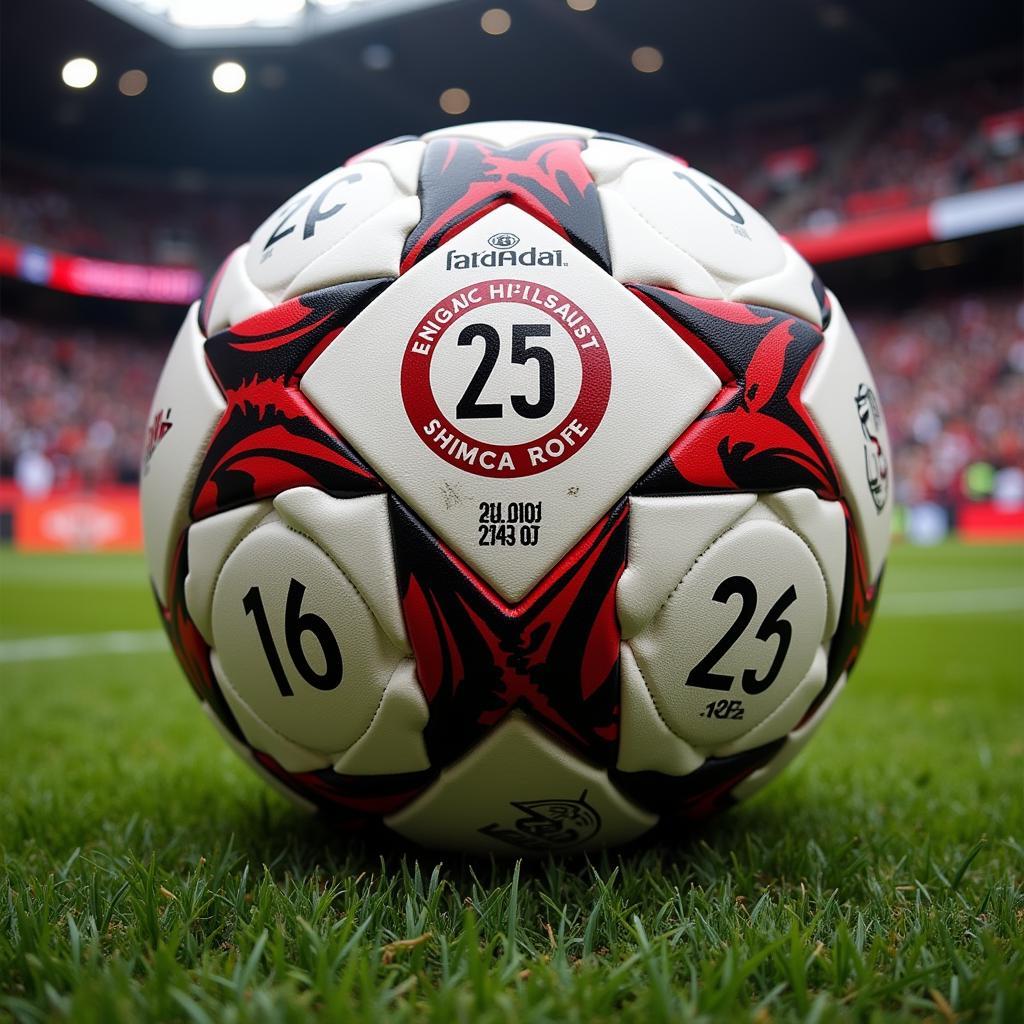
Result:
[302, 206, 720, 602]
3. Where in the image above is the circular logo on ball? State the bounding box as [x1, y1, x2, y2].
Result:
[401, 279, 611, 478]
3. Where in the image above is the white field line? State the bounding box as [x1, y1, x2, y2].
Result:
[1, 587, 1021, 665]
[879, 588, 1024, 617]
[0, 630, 167, 663]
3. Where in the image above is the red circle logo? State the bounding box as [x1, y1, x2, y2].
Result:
[401, 279, 611, 478]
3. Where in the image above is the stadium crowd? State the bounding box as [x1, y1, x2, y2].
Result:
[0, 163, 267, 270]
[852, 291, 1024, 511]
[2, 64, 1021, 270]
[2, 291, 1021, 515]
[0, 317, 160, 493]
[678, 64, 1023, 233]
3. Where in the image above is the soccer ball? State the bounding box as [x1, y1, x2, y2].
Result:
[142, 122, 891, 852]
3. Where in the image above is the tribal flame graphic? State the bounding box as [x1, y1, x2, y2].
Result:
[401, 136, 611, 273]
[191, 280, 390, 520]
[391, 496, 627, 769]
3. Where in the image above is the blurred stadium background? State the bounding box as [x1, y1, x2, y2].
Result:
[1, 4, 1022, 1019]
[0, 0, 1021, 555]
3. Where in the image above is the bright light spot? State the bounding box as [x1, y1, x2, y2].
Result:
[481, 7, 510, 34]
[566, 0, 596, 10]
[212, 61, 246, 93]
[169, 0, 304, 29]
[631, 46, 663, 73]
[439, 87, 470, 115]
[62, 58, 98, 89]
[84, 1, 467, 38]
[118, 69, 148, 96]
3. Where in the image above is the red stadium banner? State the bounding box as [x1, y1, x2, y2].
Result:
[788, 207, 932, 263]
[957, 502, 1024, 542]
[788, 181, 1024, 263]
[12, 490, 143, 551]
[844, 186, 913, 218]
[0, 236, 202, 304]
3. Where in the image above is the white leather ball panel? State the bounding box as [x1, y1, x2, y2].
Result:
[386, 714, 655, 853]
[245, 162, 407, 301]
[629, 519, 828, 749]
[210, 518, 404, 755]
[602, 161, 786, 292]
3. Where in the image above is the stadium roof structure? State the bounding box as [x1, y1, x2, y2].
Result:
[86, 0, 460, 48]
[3, 0, 1020, 178]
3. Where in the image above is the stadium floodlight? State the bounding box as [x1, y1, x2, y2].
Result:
[168, 0, 305, 30]
[480, 7, 510, 35]
[438, 86, 470, 114]
[212, 61, 247, 93]
[62, 58, 99, 89]
[85, 0, 463, 47]
[118, 69, 149, 95]
[630, 46, 663, 74]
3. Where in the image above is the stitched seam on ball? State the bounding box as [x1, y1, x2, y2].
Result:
[646, 501, 829, 634]
[606, 193, 729, 294]
[616, 190, 740, 290]
[769, 513, 832, 646]
[350, 151, 421, 198]
[215, 647, 411, 764]
[795, 671, 847, 737]
[279, 518, 409, 656]
[161, 309, 229, 606]
[203, 514, 407, 757]
[208, 244, 274, 334]
[709, 643, 828, 759]
[622, 639, 706, 760]
[647, 508, 752, 623]
[627, 498, 831, 754]
[729, 243, 821, 325]
[214, 660, 337, 763]
[585, 150, 657, 187]
[279, 203, 405, 302]
[199, 504, 275, 631]
[334, 657, 419, 762]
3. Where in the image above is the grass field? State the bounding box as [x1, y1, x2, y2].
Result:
[1, 541, 1022, 1022]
